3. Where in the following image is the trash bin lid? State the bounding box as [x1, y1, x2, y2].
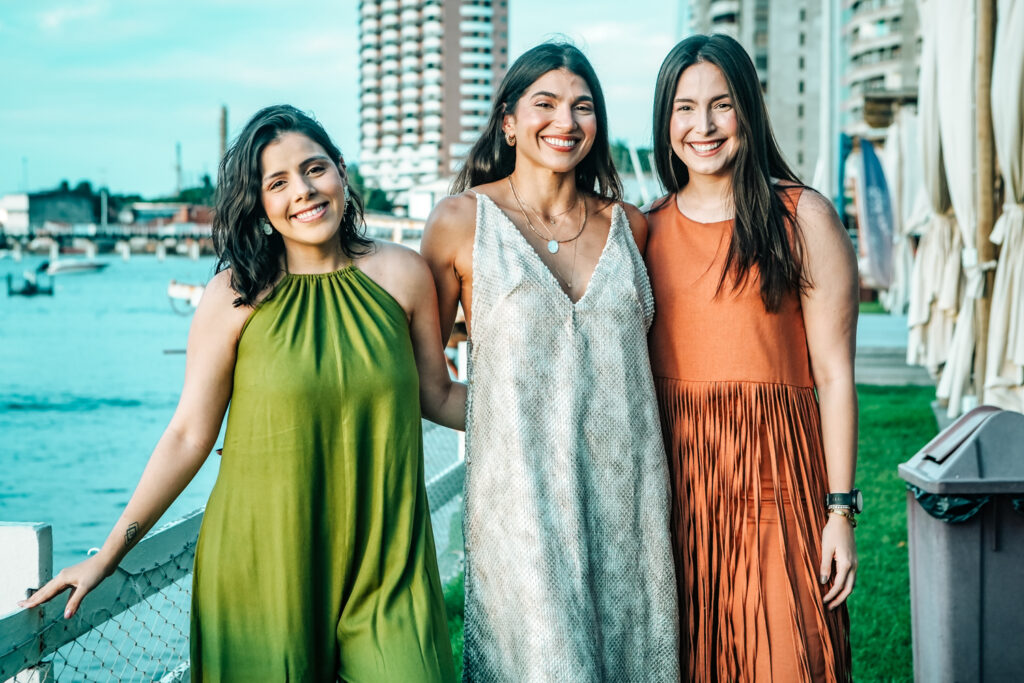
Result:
[898, 406, 1024, 494]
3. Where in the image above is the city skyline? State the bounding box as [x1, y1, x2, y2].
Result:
[1, 0, 680, 199]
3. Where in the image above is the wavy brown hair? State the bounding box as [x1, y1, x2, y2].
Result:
[452, 42, 622, 201]
[213, 104, 371, 307]
[652, 34, 808, 312]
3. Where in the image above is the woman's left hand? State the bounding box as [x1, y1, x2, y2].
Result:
[820, 514, 857, 609]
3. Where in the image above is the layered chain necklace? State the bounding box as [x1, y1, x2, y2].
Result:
[508, 177, 586, 255]
[508, 176, 588, 288]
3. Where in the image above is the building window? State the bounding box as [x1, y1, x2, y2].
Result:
[797, 103, 804, 118]
[798, 80, 804, 94]
[756, 55, 768, 70]
[797, 151, 804, 165]
[799, 32, 805, 46]
[799, 8, 806, 21]
[799, 56, 805, 70]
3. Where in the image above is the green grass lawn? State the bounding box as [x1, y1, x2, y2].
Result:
[443, 385, 937, 681]
[859, 300, 887, 314]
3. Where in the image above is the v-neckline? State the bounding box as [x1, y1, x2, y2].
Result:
[477, 192, 619, 307]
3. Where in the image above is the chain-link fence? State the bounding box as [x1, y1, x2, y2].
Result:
[2, 424, 464, 682]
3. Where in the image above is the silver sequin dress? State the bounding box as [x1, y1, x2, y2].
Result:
[462, 194, 680, 682]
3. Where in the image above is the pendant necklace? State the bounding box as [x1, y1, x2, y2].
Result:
[508, 177, 586, 254]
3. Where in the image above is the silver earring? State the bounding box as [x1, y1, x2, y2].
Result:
[260, 219, 273, 235]
[344, 185, 350, 202]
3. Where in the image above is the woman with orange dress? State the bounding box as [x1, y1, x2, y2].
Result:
[645, 34, 858, 682]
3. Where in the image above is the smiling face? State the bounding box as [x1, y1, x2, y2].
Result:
[669, 61, 740, 181]
[502, 68, 597, 174]
[260, 131, 348, 250]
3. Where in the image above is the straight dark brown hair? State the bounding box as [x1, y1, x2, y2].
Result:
[652, 34, 808, 312]
[452, 42, 622, 201]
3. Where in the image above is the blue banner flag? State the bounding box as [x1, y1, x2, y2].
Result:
[856, 138, 894, 288]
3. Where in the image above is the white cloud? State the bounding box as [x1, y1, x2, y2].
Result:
[38, 2, 109, 31]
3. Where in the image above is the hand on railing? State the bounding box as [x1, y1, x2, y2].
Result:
[17, 554, 115, 619]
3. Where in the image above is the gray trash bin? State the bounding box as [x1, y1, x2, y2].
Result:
[898, 405, 1024, 683]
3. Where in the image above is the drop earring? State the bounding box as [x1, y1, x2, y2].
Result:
[505, 131, 516, 147]
[344, 185, 350, 202]
[260, 219, 273, 235]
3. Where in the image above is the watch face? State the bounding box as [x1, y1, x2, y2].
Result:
[853, 489, 863, 514]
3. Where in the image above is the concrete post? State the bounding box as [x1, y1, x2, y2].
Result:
[457, 340, 468, 462]
[0, 522, 52, 615]
[0, 523, 55, 682]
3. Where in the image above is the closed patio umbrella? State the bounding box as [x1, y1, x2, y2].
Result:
[984, 0, 1024, 412]
[908, 0, 959, 378]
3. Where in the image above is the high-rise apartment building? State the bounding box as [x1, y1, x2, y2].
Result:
[689, 1, 821, 181]
[840, 0, 920, 136]
[358, 0, 508, 201]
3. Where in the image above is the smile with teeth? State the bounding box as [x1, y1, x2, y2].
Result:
[293, 203, 328, 222]
[689, 140, 724, 154]
[543, 136, 578, 150]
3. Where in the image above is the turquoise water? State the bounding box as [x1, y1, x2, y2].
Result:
[1, 255, 222, 570]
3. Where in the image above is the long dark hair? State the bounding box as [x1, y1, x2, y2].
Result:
[213, 104, 370, 307]
[452, 42, 622, 201]
[652, 34, 806, 312]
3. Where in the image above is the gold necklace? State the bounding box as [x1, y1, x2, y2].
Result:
[508, 177, 586, 254]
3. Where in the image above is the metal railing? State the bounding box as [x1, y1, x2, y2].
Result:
[1, 422, 465, 683]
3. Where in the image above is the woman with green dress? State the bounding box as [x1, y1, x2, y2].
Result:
[20, 105, 462, 682]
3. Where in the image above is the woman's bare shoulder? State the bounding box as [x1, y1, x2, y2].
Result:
[192, 269, 254, 340]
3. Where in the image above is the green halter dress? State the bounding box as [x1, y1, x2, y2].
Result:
[190, 266, 455, 682]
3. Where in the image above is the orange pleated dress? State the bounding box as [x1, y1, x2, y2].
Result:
[645, 187, 852, 683]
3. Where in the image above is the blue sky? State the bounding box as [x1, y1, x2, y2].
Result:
[1, 1, 682, 198]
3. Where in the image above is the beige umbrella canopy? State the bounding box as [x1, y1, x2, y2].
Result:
[984, 0, 1024, 412]
[907, 0, 960, 378]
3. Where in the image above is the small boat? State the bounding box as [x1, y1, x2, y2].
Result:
[168, 279, 205, 313]
[42, 259, 110, 275]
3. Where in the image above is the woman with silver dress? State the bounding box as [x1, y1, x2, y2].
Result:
[421, 42, 679, 682]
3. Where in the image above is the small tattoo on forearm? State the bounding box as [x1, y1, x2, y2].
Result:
[125, 522, 139, 547]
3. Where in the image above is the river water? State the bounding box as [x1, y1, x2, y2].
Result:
[1, 255, 223, 570]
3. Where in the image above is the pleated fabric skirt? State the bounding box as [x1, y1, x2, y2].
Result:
[656, 378, 852, 683]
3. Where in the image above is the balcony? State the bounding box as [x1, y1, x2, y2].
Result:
[459, 67, 492, 80]
[459, 20, 493, 33]
[461, 83, 493, 96]
[460, 99, 491, 112]
[460, 52, 494, 65]
[709, 0, 740, 22]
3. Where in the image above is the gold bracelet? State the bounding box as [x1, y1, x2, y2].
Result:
[828, 508, 857, 528]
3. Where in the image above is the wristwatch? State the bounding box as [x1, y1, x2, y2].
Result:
[825, 489, 863, 514]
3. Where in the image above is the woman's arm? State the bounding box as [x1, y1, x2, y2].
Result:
[420, 193, 476, 344]
[796, 189, 860, 610]
[621, 202, 649, 256]
[406, 252, 467, 431]
[19, 270, 249, 618]
[360, 241, 467, 432]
